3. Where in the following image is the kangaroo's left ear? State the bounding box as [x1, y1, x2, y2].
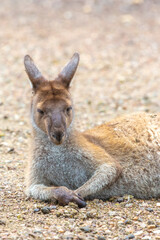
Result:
[24, 55, 46, 90]
[58, 53, 80, 88]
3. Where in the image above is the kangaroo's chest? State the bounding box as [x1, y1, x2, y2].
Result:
[42, 145, 91, 190]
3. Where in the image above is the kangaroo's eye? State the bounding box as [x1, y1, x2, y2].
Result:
[37, 109, 44, 115]
[66, 106, 72, 113]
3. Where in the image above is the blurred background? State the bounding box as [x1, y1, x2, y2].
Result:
[1, 0, 160, 131]
[1, 1, 160, 238]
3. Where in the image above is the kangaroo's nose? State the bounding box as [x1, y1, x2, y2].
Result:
[52, 131, 64, 143]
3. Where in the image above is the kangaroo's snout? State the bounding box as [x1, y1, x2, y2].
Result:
[49, 112, 66, 145]
[44, 110, 67, 145]
[51, 131, 65, 144]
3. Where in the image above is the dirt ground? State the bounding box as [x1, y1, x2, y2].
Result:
[0, 0, 160, 239]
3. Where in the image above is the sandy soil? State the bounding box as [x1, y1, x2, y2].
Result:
[0, 0, 160, 239]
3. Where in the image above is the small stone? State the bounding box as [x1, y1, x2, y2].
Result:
[124, 219, 132, 225]
[147, 220, 154, 225]
[28, 233, 36, 238]
[56, 211, 63, 217]
[86, 210, 96, 218]
[142, 236, 151, 240]
[33, 230, 42, 234]
[140, 222, 146, 228]
[125, 203, 133, 208]
[48, 205, 57, 210]
[0, 220, 6, 225]
[80, 226, 92, 232]
[108, 211, 117, 216]
[134, 230, 143, 236]
[33, 208, 40, 213]
[138, 218, 143, 222]
[64, 231, 74, 239]
[97, 236, 106, 240]
[146, 208, 153, 212]
[117, 197, 124, 203]
[153, 230, 160, 234]
[57, 227, 65, 233]
[147, 225, 156, 229]
[41, 207, 50, 214]
[7, 147, 15, 153]
[125, 234, 135, 239]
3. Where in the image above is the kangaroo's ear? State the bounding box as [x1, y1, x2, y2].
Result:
[58, 53, 79, 88]
[24, 55, 45, 90]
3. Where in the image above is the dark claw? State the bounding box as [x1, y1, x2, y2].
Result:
[72, 196, 86, 208]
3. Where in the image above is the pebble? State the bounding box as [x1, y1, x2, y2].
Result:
[7, 147, 15, 153]
[140, 222, 146, 228]
[49, 205, 57, 210]
[134, 230, 143, 236]
[57, 227, 65, 233]
[124, 219, 132, 225]
[64, 231, 74, 238]
[142, 236, 151, 240]
[41, 207, 51, 214]
[33, 208, 40, 213]
[117, 197, 124, 203]
[153, 230, 160, 234]
[124, 234, 135, 239]
[0, 220, 6, 225]
[147, 225, 156, 229]
[56, 210, 63, 217]
[125, 203, 133, 208]
[33, 230, 43, 234]
[146, 208, 153, 212]
[147, 220, 154, 225]
[97, 236, 106, 240]
[80, 226, 92, 232]
[138, 217, 143, 222]
[86, 210, 96, 218]
[108, 211, 117, 216]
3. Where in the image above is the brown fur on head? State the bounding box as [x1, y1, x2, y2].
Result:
[24, 53, 79, 145]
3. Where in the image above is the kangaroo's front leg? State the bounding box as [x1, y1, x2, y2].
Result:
[75, 143, 122, 199]
[26, 184, 86, 208]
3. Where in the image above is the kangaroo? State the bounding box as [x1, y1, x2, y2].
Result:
[24, 53, 160, 208]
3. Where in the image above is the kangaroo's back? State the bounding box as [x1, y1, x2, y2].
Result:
[83, 112, 160, 159]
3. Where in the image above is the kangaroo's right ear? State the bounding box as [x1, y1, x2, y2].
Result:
[24, 55, 45, 90]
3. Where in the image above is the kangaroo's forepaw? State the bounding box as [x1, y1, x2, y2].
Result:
[53, 186, 86, 208]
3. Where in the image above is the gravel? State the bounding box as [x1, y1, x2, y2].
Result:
[0, 0, 160, 239]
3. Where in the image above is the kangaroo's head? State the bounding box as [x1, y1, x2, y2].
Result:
[24, 53, 79, 145]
